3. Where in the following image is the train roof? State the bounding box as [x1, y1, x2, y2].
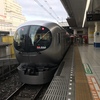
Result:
[17, 20, 59, 28]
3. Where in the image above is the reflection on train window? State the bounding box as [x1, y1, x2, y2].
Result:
[14, 25, 52, 52]
[14, 26, 29, 46]
[29, 25, 52, 50]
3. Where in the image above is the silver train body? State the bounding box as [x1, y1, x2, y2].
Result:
[13, 20, 71, 84]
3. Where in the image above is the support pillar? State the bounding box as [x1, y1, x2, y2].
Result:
[74, 29, 77, 43]
[94, 22, 100, 47]
[88, 25, 95, 44]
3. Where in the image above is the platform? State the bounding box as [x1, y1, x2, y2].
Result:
[0, 42, 11, 58]
[41, 44, 100, 100]
[78, 45, 100, 100]
[42, 45, 74, 100]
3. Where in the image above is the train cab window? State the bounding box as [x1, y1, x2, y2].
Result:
[14, 26, 30, 51]
[29, 25, 52, 51]
[14, 25, 52, 52]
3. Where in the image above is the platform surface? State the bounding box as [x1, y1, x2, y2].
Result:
[78, 45, 100, 100]
[42, 45, 93, 100]
[42, 45, 74, 100]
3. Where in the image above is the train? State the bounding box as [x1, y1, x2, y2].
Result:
[13, 20, 71, 84]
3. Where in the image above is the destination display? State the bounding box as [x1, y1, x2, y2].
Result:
[87, 13, 100, 21]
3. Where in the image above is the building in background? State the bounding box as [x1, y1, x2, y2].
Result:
[0, 0, 26, 35]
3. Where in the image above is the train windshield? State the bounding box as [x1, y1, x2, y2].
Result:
[14, 25, 52, 52]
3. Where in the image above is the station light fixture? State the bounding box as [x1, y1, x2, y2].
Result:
[82, 0, 91, 27]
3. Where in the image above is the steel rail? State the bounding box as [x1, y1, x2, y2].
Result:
[5, 83, 25, 100]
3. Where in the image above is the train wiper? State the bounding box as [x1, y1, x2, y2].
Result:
[37, 51, 41, 54]
[18, 48, 24, 53]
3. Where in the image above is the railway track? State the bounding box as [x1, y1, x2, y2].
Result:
[0, 72, 21, 100]
[6, 83, 49, 100]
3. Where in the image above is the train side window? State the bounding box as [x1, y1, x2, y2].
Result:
[57, 33, 60, 44]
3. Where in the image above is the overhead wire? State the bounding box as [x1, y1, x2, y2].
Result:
[34, 0, 59, 22]
[44, 0, 61, 20]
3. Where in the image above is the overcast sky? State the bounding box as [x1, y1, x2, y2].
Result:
[16, 0, 69, 23]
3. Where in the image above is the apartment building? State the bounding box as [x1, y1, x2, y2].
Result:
[0, 0, 26, 35]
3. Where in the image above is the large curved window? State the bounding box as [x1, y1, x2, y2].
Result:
[14, 25, 52, 52]
[14, 26, 30, 52]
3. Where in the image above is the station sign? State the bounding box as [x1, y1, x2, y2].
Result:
[87, 13, 100, 21]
